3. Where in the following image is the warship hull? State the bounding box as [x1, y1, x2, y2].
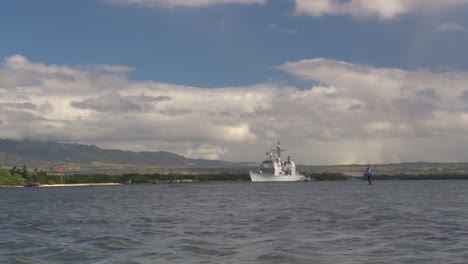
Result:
[249, 171, 305, 182]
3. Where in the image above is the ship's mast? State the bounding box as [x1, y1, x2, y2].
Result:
[271, 140, 286, 158]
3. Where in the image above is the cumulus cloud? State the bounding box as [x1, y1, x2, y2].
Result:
[3, 54, 468, 164]
[0, 54, 130, 95]
[276, 58, 468, 163]
[184, 144, 228, 160]
[0, 102, 38, 111]
[0, 55, 259, 160]
[159, 108, 192, 116]
[70, 93, 170, 113]
[96, 64, 135, 73]
[104, 0, 266, 8]
[294, 0, 468, 20]
[70, 93, 142, 113]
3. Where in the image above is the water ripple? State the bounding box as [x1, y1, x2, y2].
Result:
[1, 181, 468, 263]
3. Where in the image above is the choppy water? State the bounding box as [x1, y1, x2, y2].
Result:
[1, 180, 468, 263]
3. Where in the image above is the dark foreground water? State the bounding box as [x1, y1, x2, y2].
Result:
[1, 181, 468, 264]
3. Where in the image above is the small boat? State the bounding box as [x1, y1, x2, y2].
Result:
[249, 141, 306, 182]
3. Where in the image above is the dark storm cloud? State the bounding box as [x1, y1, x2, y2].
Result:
[127, 95, 171, 103]
[416, 88, 440, 100]
[159, 108, 192, 116]
[240, 106, 271, 118]
[0, 102, 38, 110]
[70, 94, 141, 112]
[70, 94, 171, 113]
[219, 111, 233, 117]
[460, 90, 468, 101]
[347, 104, 362, 111]
[38, 101, 53, 114]
[393, 98, 437, 120]
[3, 110, 46, 122]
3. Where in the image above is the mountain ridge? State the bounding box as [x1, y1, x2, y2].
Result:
[0, 138, 238, 167]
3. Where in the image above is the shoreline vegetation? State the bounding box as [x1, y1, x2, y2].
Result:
[1, 183, 123, 188]
[3, 165, 468, 187]
[0, 166, 349, 186]
[363, 174, 468, 180]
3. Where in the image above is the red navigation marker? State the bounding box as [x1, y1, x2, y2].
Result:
[59, 167, 64, 173]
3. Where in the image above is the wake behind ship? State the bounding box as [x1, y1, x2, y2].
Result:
[249, 141, 305, 182]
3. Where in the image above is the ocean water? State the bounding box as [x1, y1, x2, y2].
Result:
[1, 180, 467, 264]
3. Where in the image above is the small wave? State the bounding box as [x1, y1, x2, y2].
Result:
[9, 256, 48, 264]
[104, 238, 142, 250]
[2, 181, 468, 263]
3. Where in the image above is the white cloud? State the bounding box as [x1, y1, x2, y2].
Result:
[3, 55, 468, 164]
[184, 144, 228, 160]
[0, 55, 260, 161]
[104, 0, 266, 8]
[96, 64, 135, 73]
[276, 57, 468, 163]
[294, 0, 468, 20]
[437, 21, 468, 33]
[0, 54, 130, 95]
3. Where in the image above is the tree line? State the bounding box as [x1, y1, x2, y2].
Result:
[0, 165, 360, 186]
[0, 166, 51, 185]
[361, 174, 468, 180]
[0, 166, 252, 186]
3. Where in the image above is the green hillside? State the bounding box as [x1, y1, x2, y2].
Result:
[0, 138, 234, 168]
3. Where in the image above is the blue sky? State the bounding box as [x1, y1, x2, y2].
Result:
[3, 0, 467, 87]
[1, 0, 468, 164]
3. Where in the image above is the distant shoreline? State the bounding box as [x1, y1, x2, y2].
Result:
[1, 183, 123, 188]
[41, 183, 123, 187]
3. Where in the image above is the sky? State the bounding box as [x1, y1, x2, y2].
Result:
[1, 0, 468, 165]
